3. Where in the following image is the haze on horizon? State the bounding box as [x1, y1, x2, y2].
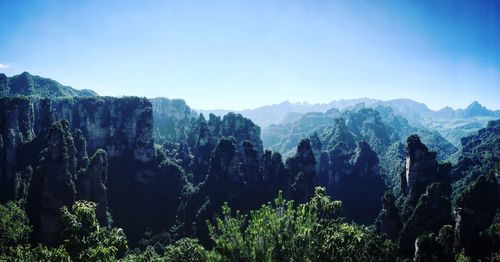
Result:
[0, 0, 499, 111]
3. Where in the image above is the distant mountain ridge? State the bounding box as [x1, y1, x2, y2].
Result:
[199, 98, 500, 128]
[372, 99, 500, 122]
[0, 72, 97, 97]
[198, 98, 381, 127]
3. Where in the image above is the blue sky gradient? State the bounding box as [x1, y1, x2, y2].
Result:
[0, 0, 499, 110]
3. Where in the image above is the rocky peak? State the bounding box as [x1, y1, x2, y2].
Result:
[322, 118, 356, 150]
[220, 112, 263, 155]
[206, 138, 240, 183]
[294, 138, 316, 172]
[207, 113, 222, 136]
[325, 141, 386, 224]
[462, 101, 493, 118]
[260, 150, 285, 183]
[240, 141, 260, 183]
[436, 106, 455, 118]
[402, 135, 441, 199]
[73, 128, 89, 168]
[76, 149, 109, 226]
[287, 138, 317, 202]
[351, 140, 379, 178]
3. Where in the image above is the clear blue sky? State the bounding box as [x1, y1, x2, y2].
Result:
[0, 0, 499, 110]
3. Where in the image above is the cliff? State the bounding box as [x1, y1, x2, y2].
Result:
[0, 96, 156, 245]
[151, 97, 196, 142]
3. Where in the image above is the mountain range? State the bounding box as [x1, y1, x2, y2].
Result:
[1, 72, 499, 261]
[199, 98, 500, 128]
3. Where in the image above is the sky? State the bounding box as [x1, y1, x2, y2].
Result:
[0, 0, 499, 110]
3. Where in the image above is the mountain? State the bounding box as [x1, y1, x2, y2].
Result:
[459, 101, 499, 118]
[200, 98, 500, 149]
[0, 72, 499, 261]
[0, 72, 97, 97]
[262, 105, 458, 173]
[263, 106, 460, 200]
[374, 99, 435, 122]
[418, 101, 500, 147]
[200, 98, 500, 129]
[361, 100, 500, 122]
[198, 98, 380, 128]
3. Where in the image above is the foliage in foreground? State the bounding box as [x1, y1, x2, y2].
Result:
[0, 188, 397, 261]
[0, 201, 127, 262]
[208, 187, 397, 262]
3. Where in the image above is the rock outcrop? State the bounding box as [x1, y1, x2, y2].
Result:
[76, 149, 109, 226]
[375, 192, 402, 240]
[0, 97, 154, 184]
[287, 138, 317, 203]
[397, 135, 453, 258]
[320, 141, 386, 224]
[151, 97, 196, 142]
[27, 121, 78, 245]
[0, 96, 157, 245]
[401, 135, 451, 204]
[180, 112, 263, 184]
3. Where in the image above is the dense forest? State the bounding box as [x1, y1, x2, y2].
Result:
[0, 73, 499, 261]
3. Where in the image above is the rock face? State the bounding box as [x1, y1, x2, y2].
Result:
[184, 112, 264, 184]
[0, 96, 156, 245]
[0, 97, 36, 201]
[375, 192, 402, 240]
[0, 97, 154, 178]
[287, 138, 317, 203]
[151, 97, 196, 142]
[49, 97, 155, 163]
[319, 141, 386, 224]
[206, 138, 240, 184]
[76, 149, 109, 225]
[401, 135, 451, 204]
[27, 121, 78, 245]
[208, 112, 263, 155]
[396, 135, 453, 258]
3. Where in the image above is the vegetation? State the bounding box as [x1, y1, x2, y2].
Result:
[1, 189, 399, 261]
[0, 72, 97, 97]
[208, 187, 396, 262]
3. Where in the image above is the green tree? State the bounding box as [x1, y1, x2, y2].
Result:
[0, 201, 32, 250]
[208, 187, 396, 261]
[8, 244, 71, 262]
[119, 246, 163, 262]
[61, 200, 128, 261]
[164, 238, 208, 262]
